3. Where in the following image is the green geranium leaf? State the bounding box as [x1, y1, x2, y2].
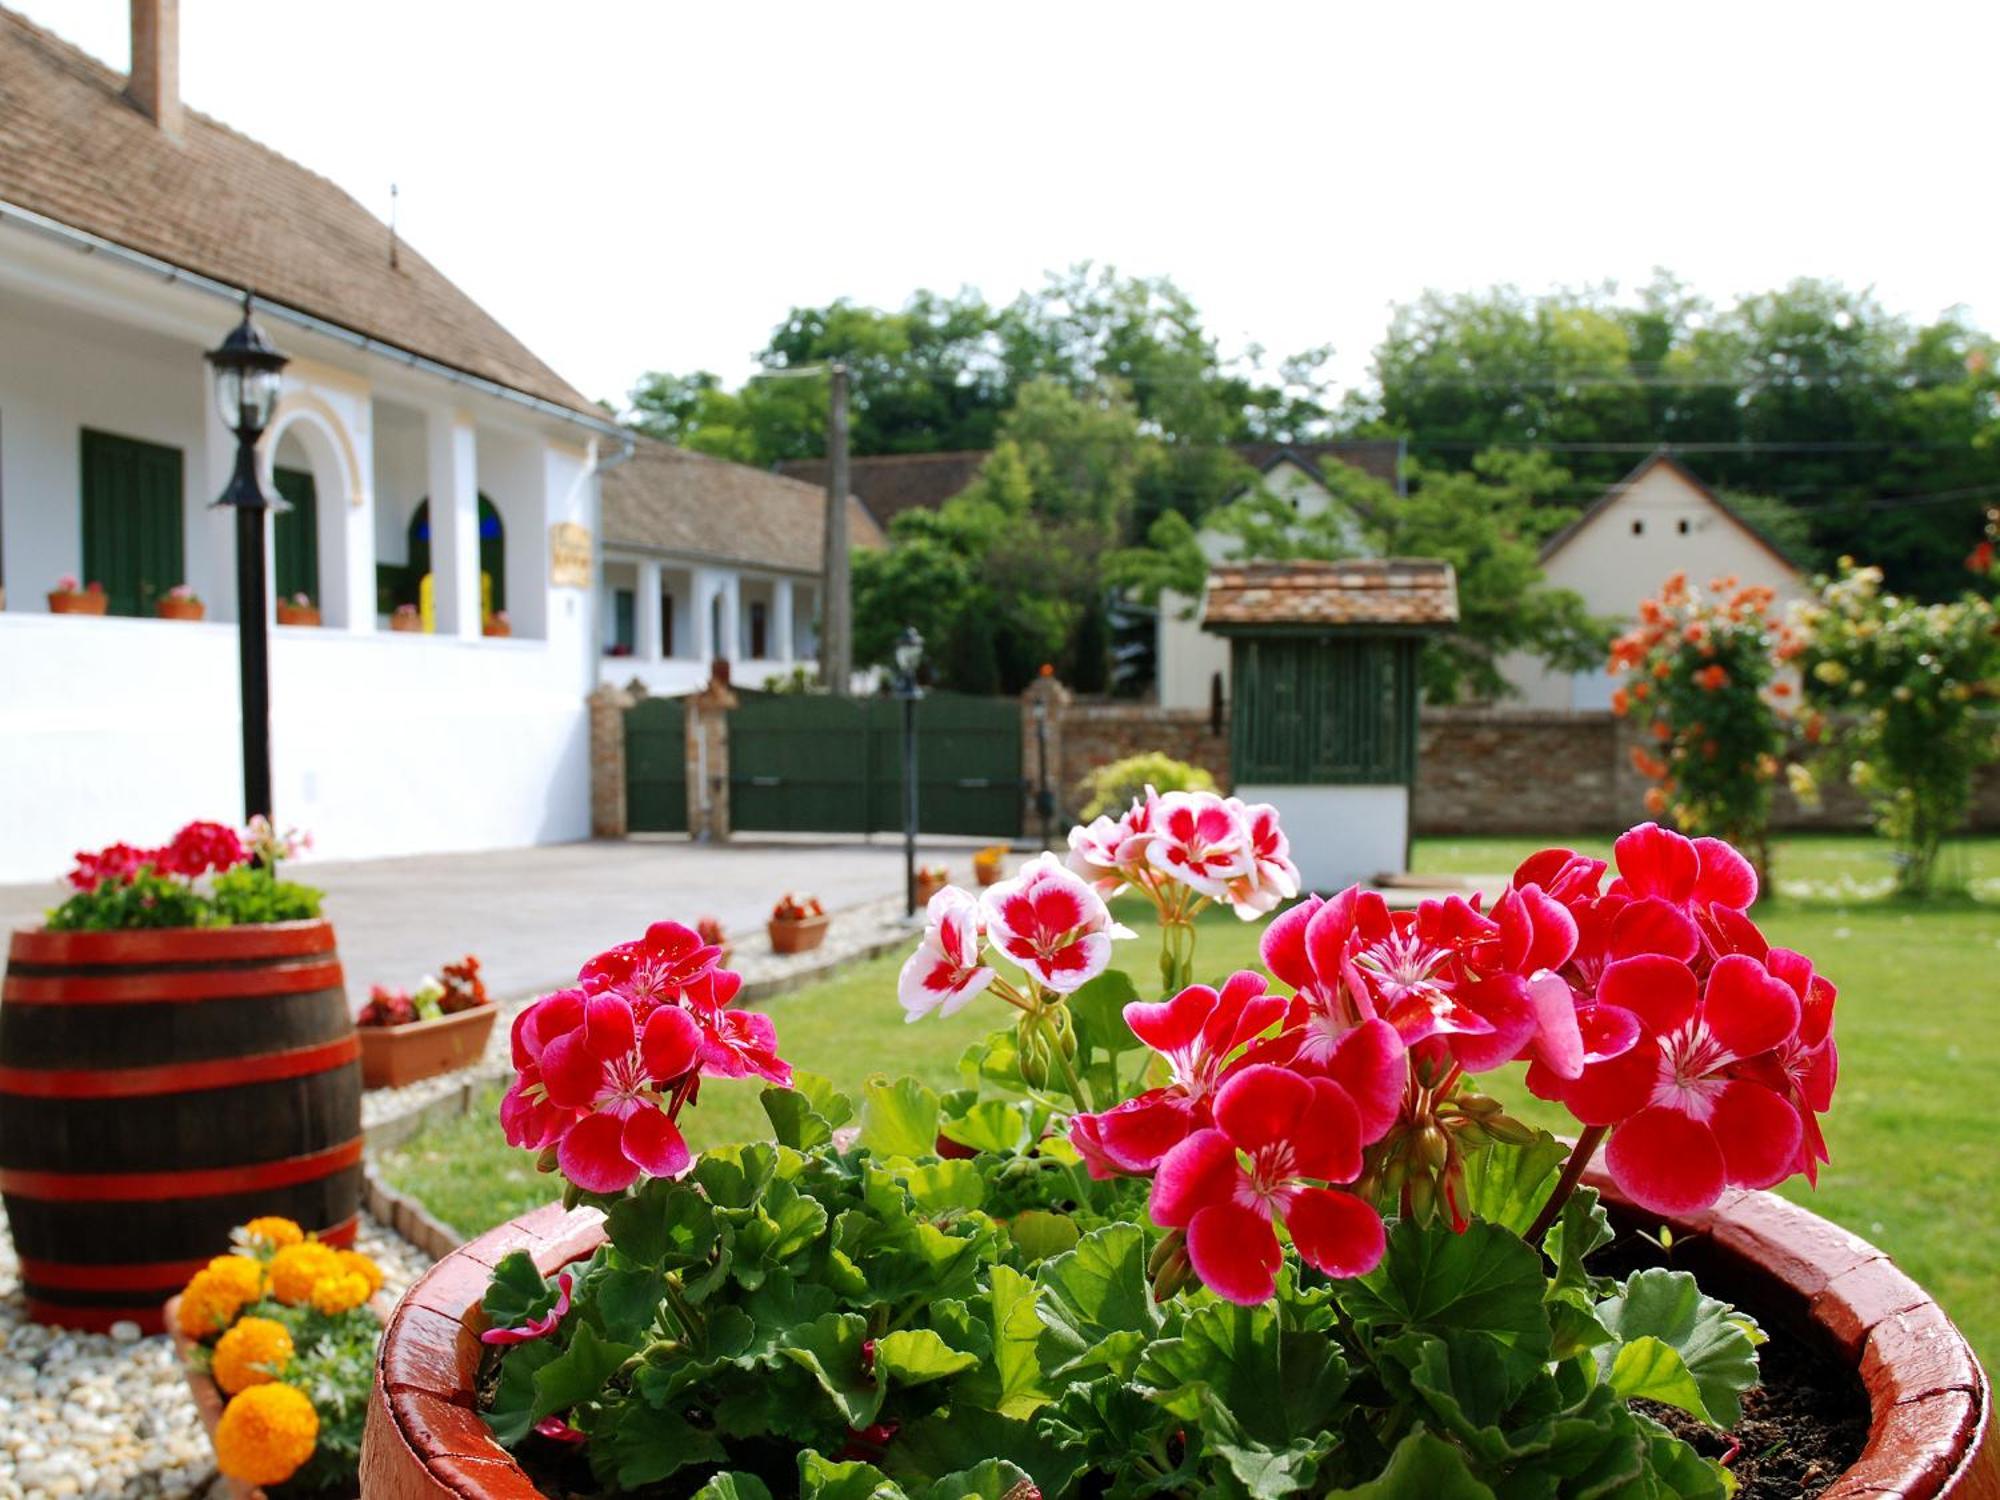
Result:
[911, 1459, 1037, 1500]
[602, 1399, 727, 1489]
[531, 1320, 636, 1423]
[1341, 1218, 1553, 1380]
[1633, 1411, 1732, 1499]
[482, 1249, 560, 1331]
[876, 1328, 980, 1387]
[484, 1338, 558, 1446]
[696, 1142, 790, 1209]
[1035, 1223, 1162, 1381]
[594, 1264, 671, 1339]
[860, 1075, 942, 1160]
[1066, 970, 1142, 1058]
[607, 1178, 721, 1270]
[1459, 1130, 1569, 1234]
[884, 1409, 1079, 1498]
[780, 1311, 885, 1428]
[1543, 1188, 1614, 1304]
[1546, 1299, 1616, 1363]
[794, 1070, 856, 1128]
[730, 1179, 829, 1288]
[1603, 1337, 1717, 1425]
[690, 1476, 775, 1500]
[950, 1264, 1048, 1419]
[1516, 1383, 1654, 1499]
[1328, 1429, 1497, 1498]
[894, 1158, 987, 1212]
[941, 1100, 1032, 1155]
[764, 1086, 837, 1152]
[798, 1451, 901, 1500]
[1137, 1297, 1350, 1451]
[1037, 1374, 1177, 1490]
[1005, 1209, 1081, 1264]
[1379, 1331, 1534, 1464]
[1594, 1269, 1763, 1428]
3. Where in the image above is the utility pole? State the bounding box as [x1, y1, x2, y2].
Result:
[821, 362, 852, 696]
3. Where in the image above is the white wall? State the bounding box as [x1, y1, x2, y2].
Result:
[1235, 783, 1409, 889]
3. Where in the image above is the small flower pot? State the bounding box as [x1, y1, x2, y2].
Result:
[48, 591, 107, 615]
[162, 1294, 267, 1500]
[277, 603, 321, 627]
[356, 1006, 498, 1090]
[915, 872, 949, 906]
[156, 597, 206, 622]
[973, 854, 1006, 887]
[483, 619, 512, 639]
[390, 613, 423, 633]
[768, 913, 830, 955]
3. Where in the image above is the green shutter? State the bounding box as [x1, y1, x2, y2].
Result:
[80, 429, 183, 617]
[1230, 635, 1419, 786]
[272, 466, 319, 604]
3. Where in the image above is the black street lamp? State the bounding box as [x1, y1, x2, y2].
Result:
[205, 295, 290, 826]
[893, 626, 925, 916]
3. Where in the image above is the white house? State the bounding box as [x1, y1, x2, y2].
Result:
[1498, 451, 1807, 709]
[0, 2, 631, 881]
[598, 435, 882, 696]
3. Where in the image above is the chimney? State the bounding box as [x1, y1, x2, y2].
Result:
[126, 0, 182, 139]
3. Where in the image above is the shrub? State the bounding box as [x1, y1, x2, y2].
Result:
[1075, 751, 1216, 820]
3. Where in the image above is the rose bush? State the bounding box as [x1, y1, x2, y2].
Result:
[476, 809, 1836, 1498]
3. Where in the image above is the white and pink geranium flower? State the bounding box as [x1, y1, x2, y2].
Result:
[1222, 798, 1302, 918]
[1143, 790, 1256, 900]
[983, 852, 1135, 994]
[897, 887, 996, 1021]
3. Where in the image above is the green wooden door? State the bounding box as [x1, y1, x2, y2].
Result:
[273, 466, 319, 605]
[1232, 636, 1418, 785]
[80, 429, 182, 617]
[625, 696, 687, 832]
[913, 692, 1025, 836]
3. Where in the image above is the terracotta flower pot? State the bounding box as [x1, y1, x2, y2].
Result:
[156, 598, 206, 621]
[48, 590, 107, 615]
[390, 614, 423, 633]
[768, 913, 829, 955]
[362, 1182, 1997, 1500]
[914, 872, 949, 907]
[277, 603, 321, 627]
[357, 1006, 498, 1090]
[483, 619, 512, 638]
[973, 854, 1006, 887]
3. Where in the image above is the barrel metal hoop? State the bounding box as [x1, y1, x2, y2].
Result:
[0, 1138, 364, 1202]
[1, 958, 345, 1004]
[0, 1035, 360, 1100]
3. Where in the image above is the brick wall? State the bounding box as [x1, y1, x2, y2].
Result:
[1041, 698, 1231, 820]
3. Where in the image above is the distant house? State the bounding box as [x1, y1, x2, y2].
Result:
[1497, 451, 1806, 709]
[0, 1, 634, 879]
[599, 436, 882, 695]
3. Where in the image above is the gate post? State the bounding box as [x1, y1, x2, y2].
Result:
[589, 683, 638, 839]
[1020, 673, 1072, 847]
[685, 667, 739, 842]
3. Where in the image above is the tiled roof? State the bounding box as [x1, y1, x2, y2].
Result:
[0, 6, 598, 418]
[1202, 559, 1459, 630]
[776, 439, 1406, 528]
[602, 435, 883, 574]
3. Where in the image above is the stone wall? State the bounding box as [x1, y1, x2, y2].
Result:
[1035, 694, 1232, 822]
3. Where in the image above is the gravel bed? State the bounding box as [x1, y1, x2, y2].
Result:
[0, 1209, 434, 1499]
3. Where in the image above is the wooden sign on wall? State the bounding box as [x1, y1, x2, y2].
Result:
[549, 522, 593, 588]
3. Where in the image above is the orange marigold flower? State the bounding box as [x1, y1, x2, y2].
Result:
[241, 1217, 304, 1251]
[310, 1272, 372, 1317]
[336, 1250, 384, 1296]
[215, 1383, 317, 1488]
[177, 1267, 253, 1338]
[212, 1316, 293, 1396]
[1644, 787, 1668, 815]
[268, 1243, 342, 1307]
[205, 1254, 264, 1304]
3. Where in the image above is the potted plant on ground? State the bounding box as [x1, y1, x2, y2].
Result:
[157, 583, 207, 621]
[365, 800, 1994, 1497]
[47, 574, 107, 615]
[278, 592, 321, 627]
[354, 954, 497, 1089]
[390, 603, 422, 633]
[768, 891, 829, 954]
[484, 610, 512, 638]
[697, 915, 732, 967]
[914, 863, 950, 906]
[168, 1215, 386, 1494]
[1, 817, 360, 1332]
[972, 843, 1008, 886]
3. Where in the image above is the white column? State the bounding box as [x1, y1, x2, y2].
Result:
[772, 578, 795, 663]
[718, 573, 742, 661]
[693, 569, 719, 664]
[636, 558, 664, 661]
[425, 410, 480, 638]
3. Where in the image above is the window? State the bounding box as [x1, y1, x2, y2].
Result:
[81, 429, 182, 617]
[1677, 518, 1691, 535]
[1631, 519, 1645, 536]
[606, 588, 635, 655]
[749, 601, 769, 659]
[402, 495, 506, 616]
[662, 592, 675, 656]
[273, 466, 319, 605]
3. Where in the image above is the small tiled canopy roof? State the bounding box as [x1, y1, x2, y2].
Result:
[1201, 559, 1459, 632]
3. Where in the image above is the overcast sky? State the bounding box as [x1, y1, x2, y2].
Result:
[21, 1, 1999, 411]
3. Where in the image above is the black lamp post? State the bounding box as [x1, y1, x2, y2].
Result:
[205, 295, 290, 826]
[894, 626, 925, 916]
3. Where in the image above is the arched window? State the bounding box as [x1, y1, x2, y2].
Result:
[401, 496, 505, 614]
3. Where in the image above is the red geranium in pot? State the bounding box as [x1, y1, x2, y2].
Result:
[768, 891, 828, 954]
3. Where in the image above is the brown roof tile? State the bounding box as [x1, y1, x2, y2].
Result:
[1202, 559, 1459, 630]
[602, 436, 883, 574]
[0, 7, 597, 417]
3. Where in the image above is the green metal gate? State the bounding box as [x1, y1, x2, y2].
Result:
[729, 693, 1022, 838]
[625, 696, 687, 832]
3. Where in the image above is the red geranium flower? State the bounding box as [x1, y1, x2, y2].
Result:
[500, 990, 586, 1153]
[1738, 947, 1838, 1186]
[539, 991, 703, 1193]
[480, 1271, 573, 1346]
[161, 820, 249, 878]
[66, 841, 163, 891]
[682, 966, 791, 1086]
[1149, 1065, 1385, 1304]
[578, 920, 722, 1016]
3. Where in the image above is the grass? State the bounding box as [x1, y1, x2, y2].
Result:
[377, 832, 2000, 1365]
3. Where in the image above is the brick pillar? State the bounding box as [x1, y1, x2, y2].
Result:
[1020, 674, 1072, 846]
[588, 683, 637, 839]
[685, 668, 739, 842]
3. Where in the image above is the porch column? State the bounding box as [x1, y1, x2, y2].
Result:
[772, 578, 795, 663]
[718, 573, 742, 661]
[636, 558, 664, 661]
[425, 410, 480, 638]
[692, 568, 719, 663]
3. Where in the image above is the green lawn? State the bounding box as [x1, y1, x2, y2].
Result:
[377, 833, 2000, 1364]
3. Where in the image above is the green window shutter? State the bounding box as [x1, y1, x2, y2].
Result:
[1230, 635, 1419, 787]
[80, 429, 183, 617]
[612, 589, 635, 651]
[272, 466, 319, 605]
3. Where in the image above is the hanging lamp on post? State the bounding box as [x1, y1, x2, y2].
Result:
[205, 294, 290, 826]
[894, 626, 926, 917]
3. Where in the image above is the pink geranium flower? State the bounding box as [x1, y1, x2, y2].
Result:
[1142, 791, 1255, 901]
[539, 991, 704, 1193]
[897, 887, 995, 1021]
[1065, 794, 1156, 897]
[578, 921, 722, 1016]
[480, 1271, 573, 1346]
[1221, 799, 1301, 918]
[1737, 947, 1838, 1186]
[1150, 1065, 1386, 1304]
[982, 853, 1134, 994]
[682, 966, 791, 1086]
[1068, 971, 1287, 1177]
[500, 989, 584, 1152]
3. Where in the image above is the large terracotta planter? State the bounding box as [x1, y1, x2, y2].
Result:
[0, 921, 363, 1331]
[361, 1182, 1998, 1499]
[768, 913, 829, 955]
[358, 1007, 498, 1089]
[48, 590, 107, 615]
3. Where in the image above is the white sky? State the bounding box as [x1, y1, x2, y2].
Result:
[19, 1, 2000, 410]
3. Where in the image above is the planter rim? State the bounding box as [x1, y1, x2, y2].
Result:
[364, 1176, 1993, 1500]
[8, 918, 335, 965]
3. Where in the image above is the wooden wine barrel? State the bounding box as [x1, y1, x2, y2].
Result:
[0, 920, 362, 1333]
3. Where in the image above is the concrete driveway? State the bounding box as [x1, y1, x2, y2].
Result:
[0, 835, 996, 1004]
